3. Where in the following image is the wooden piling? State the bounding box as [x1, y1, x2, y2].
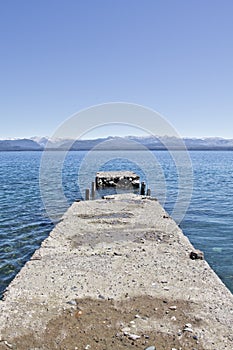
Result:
[146, 188, 151, 196]
[85, 188, 90, 200]
[91, 181, 96, 200]
[140, 181, 146, 195]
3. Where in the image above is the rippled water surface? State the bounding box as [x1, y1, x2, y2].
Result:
[0, 150, 232, 298]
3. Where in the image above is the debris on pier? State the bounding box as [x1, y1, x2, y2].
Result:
[95, 171, 140, 188]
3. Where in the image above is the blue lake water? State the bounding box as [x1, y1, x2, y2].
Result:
[0, 150, 232, 298]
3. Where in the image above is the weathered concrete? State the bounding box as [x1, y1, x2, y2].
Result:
[0, 194, 232, 349]
[96, 171, 140, 188]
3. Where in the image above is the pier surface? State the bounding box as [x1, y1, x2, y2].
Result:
[0, 194, 232, 349]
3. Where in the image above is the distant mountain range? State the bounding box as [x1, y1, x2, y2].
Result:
[1, 136, 233, 151]
[0, 139, 43, 151]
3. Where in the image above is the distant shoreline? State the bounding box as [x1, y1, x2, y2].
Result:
[2, 148, 233, 152]
[2, 135, 233, 151]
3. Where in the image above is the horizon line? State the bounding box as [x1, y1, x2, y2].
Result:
[1, 135, 233, 141]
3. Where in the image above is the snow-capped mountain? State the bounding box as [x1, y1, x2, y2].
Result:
[1, 136, 233, 151]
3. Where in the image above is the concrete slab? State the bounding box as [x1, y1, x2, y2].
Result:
[95, 171, 140, 188]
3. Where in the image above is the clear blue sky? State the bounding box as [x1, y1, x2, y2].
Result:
[0, 0, 233, 138]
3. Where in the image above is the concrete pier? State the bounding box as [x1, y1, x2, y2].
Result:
[0, 194, 232, 349]
[96, 171, 140, 188]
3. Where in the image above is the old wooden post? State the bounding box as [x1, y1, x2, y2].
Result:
[91, 181, 96, 200]
[146, 188, 151, 196]
[140, 181, 146, 195]
[85, 188, 90, 200]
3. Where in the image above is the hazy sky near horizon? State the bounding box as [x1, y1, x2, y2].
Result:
[1, 0, 233, 139]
